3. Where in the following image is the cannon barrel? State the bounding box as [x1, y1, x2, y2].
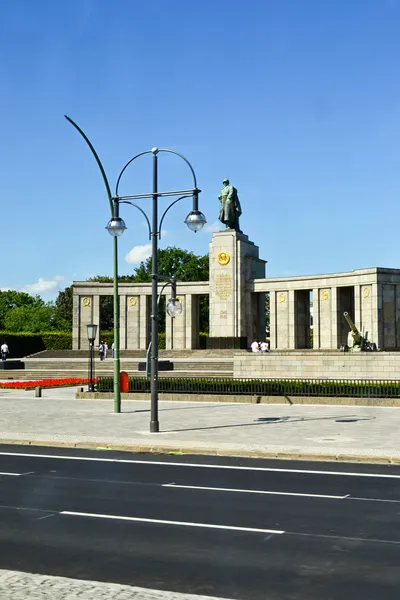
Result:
[343, 311, 359, 335]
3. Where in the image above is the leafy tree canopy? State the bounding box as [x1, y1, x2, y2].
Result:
[0, 290, 43, 329]
[4, 303, 69, 333]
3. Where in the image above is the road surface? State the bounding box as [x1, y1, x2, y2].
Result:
[0, 445, 399, 599]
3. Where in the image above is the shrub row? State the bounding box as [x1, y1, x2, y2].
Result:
[96, 376, 400, 398]
[0, 331, 72, 357]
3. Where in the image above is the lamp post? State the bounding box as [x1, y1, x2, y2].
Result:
[66, 116, 126, 414]
[87, 323, 98, 392]
[108, 147, 206, 433]
[65, 118, 206, 429]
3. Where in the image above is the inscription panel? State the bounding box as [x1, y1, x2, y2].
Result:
[215, 273, 232, 300]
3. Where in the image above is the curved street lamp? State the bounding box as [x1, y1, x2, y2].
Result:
[65, 118, 206, 428]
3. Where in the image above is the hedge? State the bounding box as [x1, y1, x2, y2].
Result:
[96, 376, 400, 399]
[0, 331, 72, 358]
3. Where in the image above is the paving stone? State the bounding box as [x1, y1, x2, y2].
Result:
[0, 569, 226, 600]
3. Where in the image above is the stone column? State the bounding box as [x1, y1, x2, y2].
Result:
[330, 287, 339, 349]
[72, 293, 80, 350]
[119, 295, 127, 350]
[139, 294, 150, 350]
[79, 295, 93, 350]
[126, 296, 140, 349]
[360, 285, 373, 345]
[318, 288, 332, 349]
[276, 291, 289, 349]
[269, 291, 277, 350]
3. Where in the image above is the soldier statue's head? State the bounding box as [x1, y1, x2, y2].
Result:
[223, 178, 229, 185]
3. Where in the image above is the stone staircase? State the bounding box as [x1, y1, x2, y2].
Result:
[1, 350, 240, 380]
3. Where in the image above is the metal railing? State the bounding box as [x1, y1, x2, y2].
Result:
[96, 376, 400, 398]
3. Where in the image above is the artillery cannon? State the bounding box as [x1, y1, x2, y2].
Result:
[343, 312, 376, 352]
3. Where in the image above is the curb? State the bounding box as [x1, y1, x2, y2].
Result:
[0, 438, 399, 464]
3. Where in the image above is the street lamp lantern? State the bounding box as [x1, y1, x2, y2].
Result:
[86, 323, 98, 393]
[106, 217, 127, 237]
[185, 210, 207, 232]
[166, 297, 182, 318]
[87, 323, 98, 342]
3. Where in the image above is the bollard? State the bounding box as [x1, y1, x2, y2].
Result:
[35, 386, 42, 398]
[120, 371, 129, 393]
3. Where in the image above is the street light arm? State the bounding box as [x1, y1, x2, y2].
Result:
[115, 148, 198, 197]
[158, 149, 198, 189]
[118, 200, 152, 240]
[157, 281, 170, 306]
[159, 195, 191, 239]
[64, 116, 113, 214]
[115, 150, 153, 196]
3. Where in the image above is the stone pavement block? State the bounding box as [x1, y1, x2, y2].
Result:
[0, 387, 400, 462]
[0, 570, 227, 600]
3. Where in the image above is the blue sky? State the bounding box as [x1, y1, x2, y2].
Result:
[1, 0, 400, 299]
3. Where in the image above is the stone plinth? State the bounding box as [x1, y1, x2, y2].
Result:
[208, 230, 265, 348]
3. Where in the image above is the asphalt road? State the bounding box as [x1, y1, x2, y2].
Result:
[0, 446, 400, 600]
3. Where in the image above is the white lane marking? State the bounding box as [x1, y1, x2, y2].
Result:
[163, 483, 347, 500]
[1, 451, 400, 479]
[0, 472, 21, 476]
[60, 511, 285, 535]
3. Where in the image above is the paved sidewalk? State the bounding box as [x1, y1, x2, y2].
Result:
[0, 387, 399, 462]
[0, 569, 226, 599]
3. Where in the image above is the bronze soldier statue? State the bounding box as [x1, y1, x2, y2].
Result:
[218, 178, 242, 232]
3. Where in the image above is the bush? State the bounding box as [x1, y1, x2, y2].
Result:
[0, 331, 72, 358]
[158, 332, 166, 349]
[96, 376, 400, 398]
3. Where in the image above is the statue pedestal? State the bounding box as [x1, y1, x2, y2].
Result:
[208, 230, 266, 349]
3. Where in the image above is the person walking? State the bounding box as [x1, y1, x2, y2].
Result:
[104, 342, 108, 359]
[1, 342, 9, 361]
[98, 342, 105, 361]
[111, 342, 115, 358]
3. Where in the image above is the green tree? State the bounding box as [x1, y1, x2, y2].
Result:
[0, 290, 43, 328]
[55, 285, 73, 327]
[133, 247, 209, 282]
[4, 303, 69, 333]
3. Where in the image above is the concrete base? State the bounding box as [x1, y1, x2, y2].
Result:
[76, 391, 400, 407]
[0, 361, 25, 370]
[233, 351, 400, 380]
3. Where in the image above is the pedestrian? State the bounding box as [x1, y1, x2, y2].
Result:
[1, 342, 9, 362]
[111, 342, 115, 358]
[104, 342, 108, 359]
[251, 340, 260, 353]
[260, 340, 269, 353]
[99, 341, 105, 361]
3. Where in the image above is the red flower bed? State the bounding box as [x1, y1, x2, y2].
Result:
[0, 377, 97, 389]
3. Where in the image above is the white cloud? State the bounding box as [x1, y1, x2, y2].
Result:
[203, 221, 221, 233]
[1, 276, 65, 296]
[125, 244, 152, 265]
